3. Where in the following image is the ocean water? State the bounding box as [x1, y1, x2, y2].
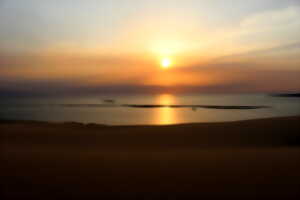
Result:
[0, 94, 299, 125]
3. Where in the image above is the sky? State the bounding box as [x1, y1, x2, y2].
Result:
[0, 0, 300, 95]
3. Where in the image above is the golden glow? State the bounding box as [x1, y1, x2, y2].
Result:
[161, 57, 172, 69]
[156, 94, 176, 125]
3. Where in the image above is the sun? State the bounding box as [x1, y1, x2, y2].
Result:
[161, 58, 172, 69]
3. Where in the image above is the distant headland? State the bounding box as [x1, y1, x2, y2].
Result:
[271, 93, 300, 97]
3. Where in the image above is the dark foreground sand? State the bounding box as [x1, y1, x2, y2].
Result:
[1, 116, 300, 199]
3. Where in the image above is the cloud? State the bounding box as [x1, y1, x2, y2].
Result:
[237, 6, 300, 47]
[200, 6, 300, 66]
[212, 42, 300, 70]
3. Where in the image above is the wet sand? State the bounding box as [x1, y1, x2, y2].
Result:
[1, 116, 300, 199]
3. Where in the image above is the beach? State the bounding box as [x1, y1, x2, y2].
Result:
[1, 0, 300, 199]
[1, 116, 300, 199]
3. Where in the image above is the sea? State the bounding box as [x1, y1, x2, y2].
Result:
[0, 94, 299, 125]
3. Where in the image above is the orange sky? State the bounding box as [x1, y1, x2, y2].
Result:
[0, 0, 299, 95]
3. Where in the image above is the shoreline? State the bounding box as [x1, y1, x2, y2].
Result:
[1, 114, 299, 127]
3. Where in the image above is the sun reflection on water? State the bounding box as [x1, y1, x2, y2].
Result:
[156, 94, 176, 125]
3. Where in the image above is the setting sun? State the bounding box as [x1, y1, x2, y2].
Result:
[161, 58, 172, 69]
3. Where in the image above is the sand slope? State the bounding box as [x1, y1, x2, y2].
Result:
[1, 116, 300, 199]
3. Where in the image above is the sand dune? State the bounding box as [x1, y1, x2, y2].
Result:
[1, 116, 300, 199]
